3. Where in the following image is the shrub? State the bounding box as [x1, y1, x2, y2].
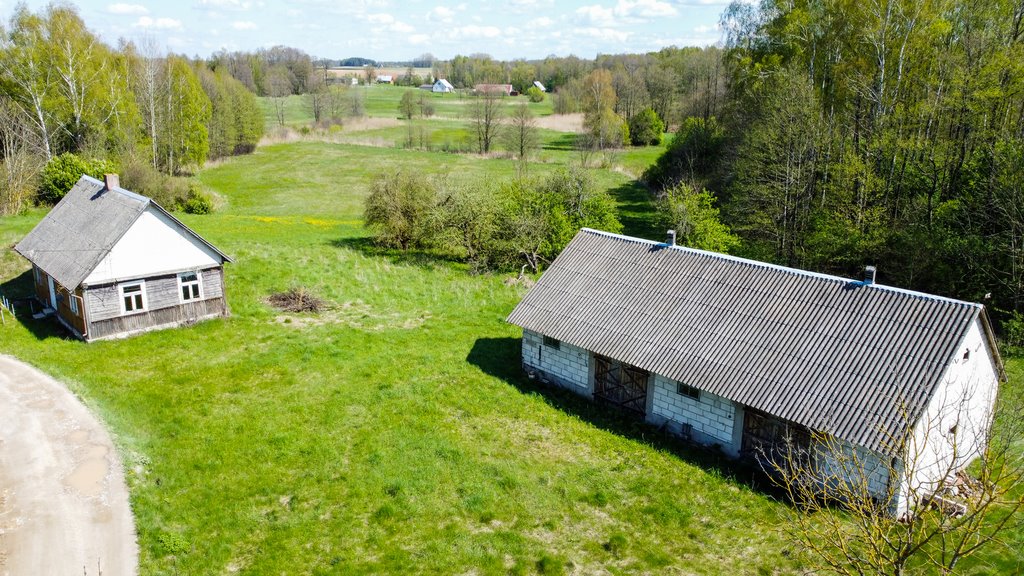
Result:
[1004, 311, 1024, 354]
[643, 116, 725, 189]
[364, 172, 443, 249]
[526, 86, 545, 102]
[182, 185, 214, 214]
[38, 153, 116, 204]
[629, 107, 664, 146]
[119, 156, 190, 208]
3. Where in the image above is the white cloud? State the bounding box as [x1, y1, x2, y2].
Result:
[456, 24, 502, 39]
[391, 21, 415, 34]
[231, 20, 257, 30]
[107, 3, 148, 15]
[409, 33, 431, 45]
[528, 16, 554, 27]
[577, 0, 677, 27]
[428, 6, 455, 23]
[134, 16, 183, 30]
[576, 26, 630, 43]
[198, 0, 252, 10]
[365, 13, 394, 24]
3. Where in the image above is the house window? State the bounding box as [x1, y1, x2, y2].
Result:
[677, 382, 700, 400]
[963, 349, 970, 361]
[179, 272, 202, 302]
[121, 282, 146, 313]
[543, 335, 561, 350]
[33, 266, 40, 284]
[69, 293, 79, 315]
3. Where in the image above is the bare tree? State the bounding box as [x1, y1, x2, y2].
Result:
[763, 372, 1022, 575]
[502, 103, 539, 177]
[469, 89, 502, 154]
[266, 65, 292, 126]
[0, 100, 44, 215]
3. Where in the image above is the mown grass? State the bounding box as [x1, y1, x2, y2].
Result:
[1, 139, 1020, 574]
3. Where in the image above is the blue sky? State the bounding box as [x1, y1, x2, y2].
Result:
[1, 0, 732, 61]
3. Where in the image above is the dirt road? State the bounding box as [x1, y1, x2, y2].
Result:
[0, 355, 137, 575]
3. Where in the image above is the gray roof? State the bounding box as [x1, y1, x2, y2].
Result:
[14, 175, 231, 289]
[507, 228, 999, 455]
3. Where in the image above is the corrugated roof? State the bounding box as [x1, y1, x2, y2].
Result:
[14, 175, 231, 289]
[507, 228, 986, 455]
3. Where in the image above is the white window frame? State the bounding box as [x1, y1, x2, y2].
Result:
[120, 281, 147, 314]
[178, 271, 203, 303]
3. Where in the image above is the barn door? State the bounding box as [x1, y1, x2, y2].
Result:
[593, 354, 649, 416]
[741, 408, 812, 467]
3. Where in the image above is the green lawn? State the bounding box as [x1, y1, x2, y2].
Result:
[0, 141, 1020, 574]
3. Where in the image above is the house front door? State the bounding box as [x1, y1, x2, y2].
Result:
[46, 276, 58, 310]
[593, 354, 649, 416]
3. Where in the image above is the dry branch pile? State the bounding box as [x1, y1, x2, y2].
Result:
[268, 287, 325, 313]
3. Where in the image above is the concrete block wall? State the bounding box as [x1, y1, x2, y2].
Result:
[815, 438, 892, 502]
[521, 330, 590, 391]
[650, 374, 736, 448]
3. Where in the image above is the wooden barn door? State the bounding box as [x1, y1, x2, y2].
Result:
[741, 408, 812, 467]
[593, 354, 649, 416]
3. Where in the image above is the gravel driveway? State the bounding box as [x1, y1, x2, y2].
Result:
[0, 355, 137, 575]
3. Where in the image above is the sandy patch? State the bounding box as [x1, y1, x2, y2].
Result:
[536, 113, 584, 133]
[0, 355, 137, 575]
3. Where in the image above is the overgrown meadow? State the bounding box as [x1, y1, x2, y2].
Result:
[0, 86, 1020, 574]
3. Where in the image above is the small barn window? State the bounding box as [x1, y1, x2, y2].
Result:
[543, 335, 561, 350]
[121, 282, 146, 313]
[677, 382, 700, 400]
[963, 349, 970, 361]
[179, 272, 202, 302]
[69, 293, 79, 315]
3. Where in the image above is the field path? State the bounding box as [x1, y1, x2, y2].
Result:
[0, 355, 137, 576]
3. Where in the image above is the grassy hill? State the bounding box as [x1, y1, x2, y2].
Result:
[0, 138, 1020, 574]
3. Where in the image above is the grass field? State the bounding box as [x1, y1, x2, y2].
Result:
[1, 129, 1021, 573]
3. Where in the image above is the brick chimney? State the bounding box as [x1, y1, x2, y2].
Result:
[104, 173, 119, 191]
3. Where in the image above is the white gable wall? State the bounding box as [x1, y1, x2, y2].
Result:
[897, 317, 1000, 516]
[83, 207, 221, 286]
[521, 329, 591, 391]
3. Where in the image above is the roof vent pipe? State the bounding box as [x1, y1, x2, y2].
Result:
[864, 265, 877, 285]
[666, 230, 676, 246]
[103, 173, 119, 191]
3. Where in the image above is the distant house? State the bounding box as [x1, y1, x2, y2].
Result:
[533, 80, 546, 92]
[432, 79, 455, 93]
[15, 174, 232, 342]
[377, 75, 393, 84]
[474, 83, 516, 96]
[508, 228, 1003, 516]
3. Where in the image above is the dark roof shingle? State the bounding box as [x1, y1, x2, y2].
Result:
[507, 228, 985, 455]
[14, 175, 230, 289]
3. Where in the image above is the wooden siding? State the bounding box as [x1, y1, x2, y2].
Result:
[55, 284, 86, 336]
[87, 296, 227, 341]
[85, 267, 225, 322]
[32, 266, 48, 303]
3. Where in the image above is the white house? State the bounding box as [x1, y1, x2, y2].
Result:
[432, 79, 455, 93]
[377, 75, 393, 84]
[507, 228, 1003, 516]
[15, 174, 232, 341]
[533, 80, 546, 92]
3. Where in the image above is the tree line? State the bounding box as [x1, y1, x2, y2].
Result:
[0, 4, 262, 215]
[644, 0, 1024, 333]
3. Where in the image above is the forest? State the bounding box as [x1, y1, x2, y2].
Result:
[2, 0, 1023, 336]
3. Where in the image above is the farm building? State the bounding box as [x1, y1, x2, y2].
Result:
[507, 228, 1003, 516]
[377, 75, 393, 84]
[474, 83, 516, 96]
[433, 79, 455, 93]
[533, 80, 546, 92]
[14, 174, 232, 342]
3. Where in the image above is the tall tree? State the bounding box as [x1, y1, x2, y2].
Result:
[468, 89, 502, 154]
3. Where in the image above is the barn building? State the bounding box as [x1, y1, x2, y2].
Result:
[507, 228, 1003, 516]
[15, 174, 232, 341]
[432, 79, 455, 93]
